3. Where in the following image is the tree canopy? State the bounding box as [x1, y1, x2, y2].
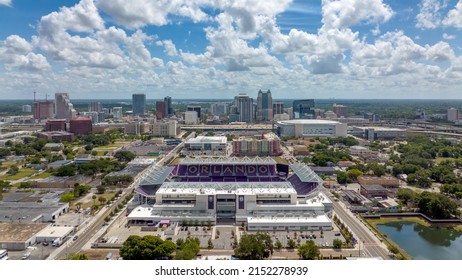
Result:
[114, 150, 136, 162]
[234, 232, 273, 260]
[298, 240, 320, 260]
[120, 235, 176, 260]
[174, 237, 201, 260]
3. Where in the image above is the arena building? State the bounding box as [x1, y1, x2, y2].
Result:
[276, 119, 347, 138]
[128, 157, 332, 231]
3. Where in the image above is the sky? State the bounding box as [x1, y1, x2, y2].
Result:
[0, 0, 462, 100]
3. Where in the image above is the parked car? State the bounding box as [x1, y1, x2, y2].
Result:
[42, 241, 49, 246]
[73, 235, 79, 241]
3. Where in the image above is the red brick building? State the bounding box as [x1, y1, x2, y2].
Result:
[69, 117, 92, 135]
[45, 119, 67, 131]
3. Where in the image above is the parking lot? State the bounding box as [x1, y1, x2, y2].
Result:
[102, 219, 345, 251]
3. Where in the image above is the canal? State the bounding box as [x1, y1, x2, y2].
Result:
[377, 221, 462, 259]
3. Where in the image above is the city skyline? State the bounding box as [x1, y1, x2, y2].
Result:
[1, 0, 462, 100]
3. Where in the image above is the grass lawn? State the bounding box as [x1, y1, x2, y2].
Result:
[435, 157, 455, 164]
[0, 161, 18, 167]
[30, 171, 53, 180]
[0, 169, 37, 181]
[97, 143, 126, 149]
[169, 157, 182, 165]
[77, 192, 117, 210]
[273, 157, 289, 164]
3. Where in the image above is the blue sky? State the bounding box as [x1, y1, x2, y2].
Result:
[0, 0, 462, 100]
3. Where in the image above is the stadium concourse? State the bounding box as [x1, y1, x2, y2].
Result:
[128, 157, 333, 231]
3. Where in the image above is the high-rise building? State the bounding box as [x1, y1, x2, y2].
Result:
[333, 104, 348, 118]
[272, 102, 284, 116]
[33, 101, 54, 120]
[234, 93, 254, 123]
[88, 102, 102, 113]
[132, 94, 146, 115]
[447, 108, 460, 122]
[187, 105, 201, 118]
[113, 107, 123, 120]
[151, 120, 179, 137]
[55, 93, 76, 121]
[156, 101, 167, 120]
[83, 112, 105, 123]
[232, 133, 282, 156]
[211, 103, 227, 116]
[256, 89, 273, 123]
[292, 99, 315, 119]
[164, 96, 173, 116]
[185, 111, 198, 125]
[22, 105, 32, 113]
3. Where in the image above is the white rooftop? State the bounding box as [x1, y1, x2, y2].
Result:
[157, 181, 296, 195]
[247, 214, 331, 224]
[179, 156, 276, 165]
[185, 136, 227, 144]
[36, 225, 74, 239]
[277, 119, 341, 125]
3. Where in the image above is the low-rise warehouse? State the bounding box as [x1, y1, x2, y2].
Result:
[0, 223, 49, 251]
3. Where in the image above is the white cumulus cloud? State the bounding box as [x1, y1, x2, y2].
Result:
[443, 0, 462, 28]
[416, 0, 446, 29]
[321, 0, 394, 29]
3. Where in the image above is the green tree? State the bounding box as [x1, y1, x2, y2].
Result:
[287, 239, 296, 249]
[346, 169, 363, 182]
[0, 180, 12, 192]
[175, 238, 201, 260]
[65, 253, 89, 260]
[176, 238, 184, 248]
[298, 240, 320, 260]
[98, 197, 107, 206]
[119, 235, 176, 260]
[333, 239, 342, 249]
[55, 164, 76, 176]
[114, 150, 136, 162]
[60, 192, 75, 203]
[234, 233, 273, 260]
[0, 148, 10, 159]
[396, 188, 416, 206]
[275, 240, 282, 250]
[96, 185, 106, 194]
[366, 162, 386, 177]
[74, 184, 91, 197]
[18, 182, 33, 189]
[8, 165, 19, 175]
[207, 238, 214, 249]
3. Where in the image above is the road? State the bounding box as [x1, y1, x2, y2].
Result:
[50, 138, 185, 259]
[51, 188, 132, 259]
[331, 199, 390, 259]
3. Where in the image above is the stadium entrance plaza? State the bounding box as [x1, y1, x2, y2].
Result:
[102, 214, 345, 251]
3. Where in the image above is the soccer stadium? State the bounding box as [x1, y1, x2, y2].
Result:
[128, 157, 333, 231]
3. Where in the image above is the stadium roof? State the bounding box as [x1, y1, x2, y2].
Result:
[157, 181, 295, 195]
[290, 163, 324, 184]
[179, 156, 276, 165]
[139, 166, 175, 186]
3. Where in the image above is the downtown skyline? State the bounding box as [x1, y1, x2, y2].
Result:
[0, 0, 462, 100]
